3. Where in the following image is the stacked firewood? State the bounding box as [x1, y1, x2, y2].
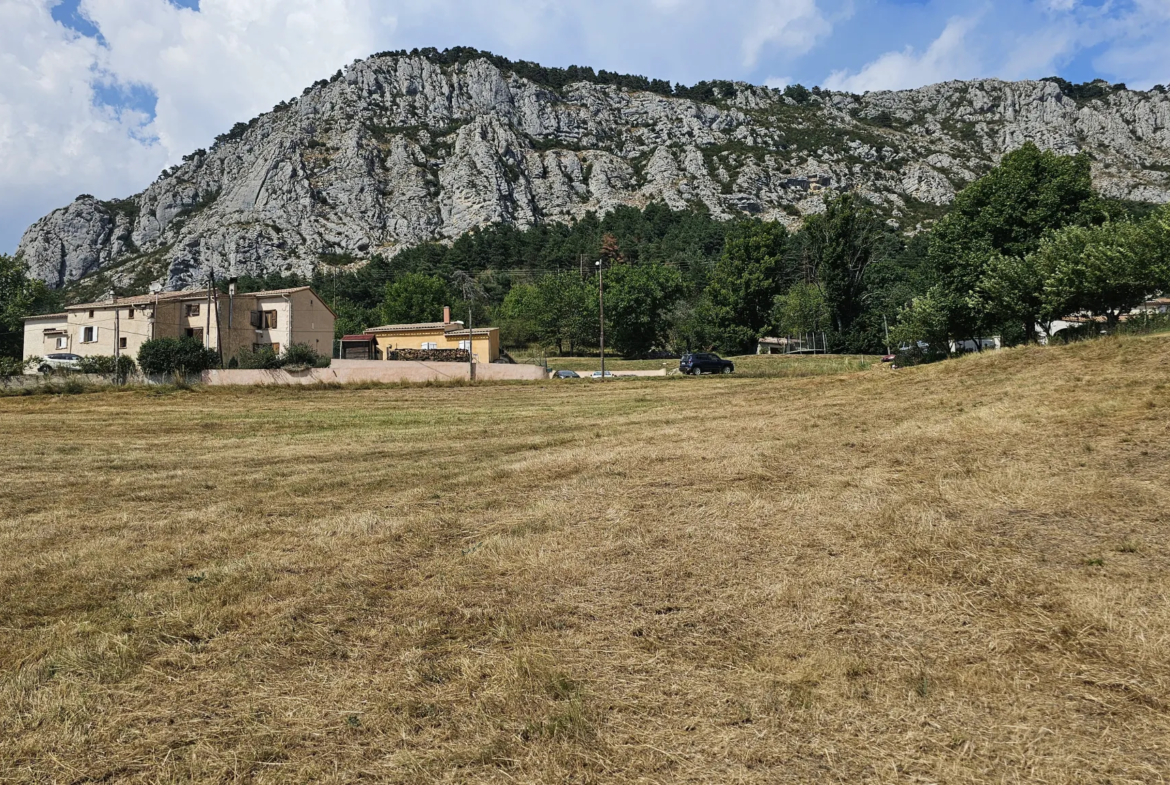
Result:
[389, 348, 471, 363]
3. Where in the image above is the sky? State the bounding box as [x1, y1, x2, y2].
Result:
[1, 0, 1169, 252]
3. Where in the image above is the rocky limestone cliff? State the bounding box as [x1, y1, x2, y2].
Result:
[17, 51, 1170, 291]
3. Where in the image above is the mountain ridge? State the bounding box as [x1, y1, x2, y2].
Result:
[16, 48, 1170, 292]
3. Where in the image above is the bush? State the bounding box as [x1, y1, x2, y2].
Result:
[235, 346, 282, 369]
[138, 338, 219, 376]
[282, 343, 331, 368]
[233, 343, 330, 370]
[76, 355, 137, 382]
[0, 360, 39, 376]
[76, 355, 117, 374]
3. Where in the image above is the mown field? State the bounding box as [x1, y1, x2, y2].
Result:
[1, 336, 1168, 783]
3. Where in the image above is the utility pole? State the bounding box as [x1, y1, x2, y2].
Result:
[599, 260, 607, 378]
[205, 272, 213, 350]
[883, 315, 890, 355]
[453, 271, 480, 382]
[213, 273, 224, 366]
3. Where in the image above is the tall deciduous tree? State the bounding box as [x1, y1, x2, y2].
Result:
[802, 194, 884, 344]
[0, 254, 55, 359]
[1037, 218, 1169, 328]
[929, 142, 1097, 343]
[705, 221, 789, 353]
[603, 263, 685, 357]
[772, 281, 830, 336]
[380, 273, 451, 325]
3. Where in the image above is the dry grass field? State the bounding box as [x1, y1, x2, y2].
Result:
[1, 336, 1169, 783]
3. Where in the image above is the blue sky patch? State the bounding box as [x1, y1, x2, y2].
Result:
[50, 0, 104, 43]
[93, 76, 158, 124]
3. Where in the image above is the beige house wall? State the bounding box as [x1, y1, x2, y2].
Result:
[66, 305, 154, 358]
[23, 288, 335, 365]
[372, 327, 500, 363]
[23, 315, 70, 359]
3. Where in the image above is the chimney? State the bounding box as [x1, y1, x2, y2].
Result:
[443, 305, 451, 324]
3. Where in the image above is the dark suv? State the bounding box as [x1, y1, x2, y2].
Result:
[680, 352, 734, 375]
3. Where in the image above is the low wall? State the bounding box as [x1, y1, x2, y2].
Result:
[608, 369, 668, 378]
[1, 372, 200, 391]
[204, 360, 548, 386]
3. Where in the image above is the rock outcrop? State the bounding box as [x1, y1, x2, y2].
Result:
[17, 52, 1170, 290]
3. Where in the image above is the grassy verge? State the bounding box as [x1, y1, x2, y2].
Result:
[1, 335, 1168, 782]
[542, 353, 879, 378]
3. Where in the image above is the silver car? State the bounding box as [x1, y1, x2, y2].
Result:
[38, 353, 83, 373]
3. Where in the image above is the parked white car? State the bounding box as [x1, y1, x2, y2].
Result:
[591, 370, 617, 379]
[37, 353, 83, 373]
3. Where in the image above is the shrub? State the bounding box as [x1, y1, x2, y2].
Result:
[234, 343, 330, 370]
[138, 338, 219, 376]
[0, 356, 37, 376]
[76, 355, 117, 374]
[282, 343, 331, 368]
[235, 346, 282, 369]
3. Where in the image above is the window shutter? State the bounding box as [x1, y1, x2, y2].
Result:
[250, 310, 261, 328]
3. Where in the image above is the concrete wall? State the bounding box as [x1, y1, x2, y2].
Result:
[203, 360, 547, 386]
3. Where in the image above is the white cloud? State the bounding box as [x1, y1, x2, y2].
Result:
[0, 0, 389, 252]
[765, 75, 791, 89]
[0, 1, 165, 250]
[742, 0, 831, 67]
[822, 17, 981, 93]
[3, 0, 842, 253]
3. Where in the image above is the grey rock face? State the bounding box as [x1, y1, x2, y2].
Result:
[16, 56, 1170, 290]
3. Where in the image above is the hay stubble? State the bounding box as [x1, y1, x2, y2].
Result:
[1, 339, 1168, 783]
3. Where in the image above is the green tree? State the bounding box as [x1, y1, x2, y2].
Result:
[706, 221, 789, 353]
[0, 254, 55, 360]
[603, 263, 685, 357]
[665, 296, 721, 353]
[772, 281, 829, 336]
[974, 251, 1049, 340]
[138, 338, 219, 376]
[890, 287, 952, 364]
[536, 273, 594, 355]
[802, 194, 884, 343]
[928, 142, 1097, 343]
[381, 273, 451, 325]
[1037, 219, 1168, 328]
[498, 283, 543, 347]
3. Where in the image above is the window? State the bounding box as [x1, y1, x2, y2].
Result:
[186, 303, 201, 317]
[119, 337, 128, 350]
[249, 310, 278, 329]
[253, 342, 280, 353]
[458, 340, 471, 351]
[55, 336, 68, 350]
[82, 326, 97, 343]
[126, 308, 134, 319]
[421, 342, 438, 350]
[88, 310, 94, 318]
[185, 328, 204, 341]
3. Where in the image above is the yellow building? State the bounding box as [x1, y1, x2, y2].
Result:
[367, 306, 500, 363]
[22, 286, 335, 366]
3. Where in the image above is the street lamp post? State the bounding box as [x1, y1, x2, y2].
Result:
[596, 259, 605, 380]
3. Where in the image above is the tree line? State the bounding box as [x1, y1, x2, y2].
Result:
[3, 143, 1168, 366]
